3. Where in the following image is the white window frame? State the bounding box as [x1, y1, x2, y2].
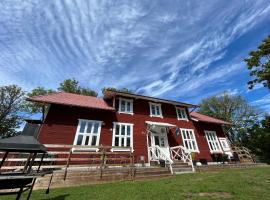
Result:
[112, 122, 134, 152]
[149, 102, 163, 118]
[73, 119, 102, 148]
[176, 107, 189, 121]
[118, 97, 134, 115]
[204, 130, 222, 153]
[219, 137, 231, 152]
[180, 128, 199, 152]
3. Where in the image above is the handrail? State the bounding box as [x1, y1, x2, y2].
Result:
[170, 145, 195, 172]
[149, 145, 173, 174]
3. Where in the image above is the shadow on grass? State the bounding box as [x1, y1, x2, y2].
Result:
[41, 194, 70, 200]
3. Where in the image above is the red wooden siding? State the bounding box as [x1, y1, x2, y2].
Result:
[38, 97, 227, 163]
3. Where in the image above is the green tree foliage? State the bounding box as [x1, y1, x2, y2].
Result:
[199, 92, 260, 143]
[245, 35, 270, 89]
[58, 78, 98, 97]
[24, 87, 55, 114]
[0, 85, 25, 138]
[102, 87, 134, 94]
[241, 116, 270, 163]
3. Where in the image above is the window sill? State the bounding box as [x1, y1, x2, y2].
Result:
[177, 118, 189, 121]
[118, 111, 134, 115]
[150, 115, 163, 118]
[111, 148, 133, 152]
[72, 147, 99, 152]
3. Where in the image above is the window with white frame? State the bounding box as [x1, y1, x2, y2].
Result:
[73, 120, 102, 146]
[118, 98, 133, 114]
[181, 129, 199, 152]
[112, 122, 133, 148]
[204, 131, 222, 152]
[176, 107, 188, 120]
[149, 102, 163, 117]
[219, 137, 231, 151]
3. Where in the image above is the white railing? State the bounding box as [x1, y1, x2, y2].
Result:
[149, 145, 173, 174]
[170, 145, 195, 172]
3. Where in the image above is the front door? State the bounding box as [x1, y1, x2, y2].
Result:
[151, 132, 170, 159]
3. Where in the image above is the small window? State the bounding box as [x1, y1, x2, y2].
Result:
[205, 131, 222, 153]
[149, 102, 163, 118]
[112, 122, 133, 148]
[118, 98, 133, 114]
[219, 138, 231, 151]
[176, 107, 188, 120]
[181, 129, 199, 152]
[74, 120, 102, 146]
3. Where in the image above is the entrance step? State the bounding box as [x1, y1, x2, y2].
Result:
[170, 160, 193, 174]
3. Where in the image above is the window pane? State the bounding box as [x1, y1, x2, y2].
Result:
[160, 137, 165, 147]
[85, 136, 89, 145]
[121, 138, 125, 146]
[121, 100, 125, 112]
[93, 123, 99, 133]
[115, 137, 119, 146]
[151, 105, 156, 115]
[76, 135, 83, 145]
[121, 125, 125, 135]
[126, 138, 130, 147]
[91, 136, 97, 146]
[127, 126, 130, 136]
[156, 106, 160, 115]
[86, 122, 93, 133]
[79, 121, 86, 133]
[115, 125, 120, 135]
[127, 102, 131, 112]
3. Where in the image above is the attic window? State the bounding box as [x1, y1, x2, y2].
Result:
[149, 102, 163, 118]
[118, 98, 133, 115]
[176, 107, 188, 121]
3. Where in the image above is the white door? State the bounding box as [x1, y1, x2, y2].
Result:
[151, 133, 170, 159]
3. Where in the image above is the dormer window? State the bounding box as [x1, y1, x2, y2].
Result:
[176, 107, 188, 121]
[118, 98, 133, 114]
[149, 102, 163, 118]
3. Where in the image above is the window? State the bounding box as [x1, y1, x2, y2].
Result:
[205, 131, 222, 153]
[176, 107, 188, 120]
[219, 138, 231, 151]
[73, 120, 102, 146]
[118, 98, 133, 114]
[112, 122, 133, 148]
[149, 102, 163, 118]
[181, 129, 199, 152]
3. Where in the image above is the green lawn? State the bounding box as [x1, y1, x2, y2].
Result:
[1, 167, 270, 200]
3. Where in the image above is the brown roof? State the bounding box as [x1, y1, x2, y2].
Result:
[27, 92, 115, 111]
[190, 112, 232, 125]
[103, 89, 198, 108]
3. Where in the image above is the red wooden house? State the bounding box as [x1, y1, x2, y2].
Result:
[28, 89, 232, 166]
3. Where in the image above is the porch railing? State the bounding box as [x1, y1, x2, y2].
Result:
[148, 145, 173, 174]
[170, 145, 195, 172]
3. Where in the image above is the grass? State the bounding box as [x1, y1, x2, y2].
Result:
[1, 167, 270, 200]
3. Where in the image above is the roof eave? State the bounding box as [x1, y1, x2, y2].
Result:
[104, 90, 198, 108]
[27, 98, 116, 111]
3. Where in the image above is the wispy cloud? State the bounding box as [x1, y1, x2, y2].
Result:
[0, 0, 269, 113]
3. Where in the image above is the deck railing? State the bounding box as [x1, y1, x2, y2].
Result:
[148, 145, 173, 174]
[0, 144, 135, 180]
[170, 145, 195, 172]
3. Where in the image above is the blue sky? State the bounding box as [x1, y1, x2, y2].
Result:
[0, 0, 270, 113]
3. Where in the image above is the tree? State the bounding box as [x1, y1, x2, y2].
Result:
[58, 78, 98, 97]
[245, 35, 270, 89]
[102, 87, 134, 94]
[24, 87, 55, 114]
[0, 85, 25, 138]
[241, 116, 270, 163]
[198, 92, 260, 143]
